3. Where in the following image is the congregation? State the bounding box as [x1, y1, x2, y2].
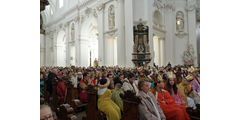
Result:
[40, 63, 200, 120]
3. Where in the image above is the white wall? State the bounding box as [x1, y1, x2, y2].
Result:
[41, 0, 199, 67]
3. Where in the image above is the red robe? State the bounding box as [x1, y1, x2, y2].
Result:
[57, 81, 66, 104]
[79, 80, 88, 103]
[151, 89, 190, 120]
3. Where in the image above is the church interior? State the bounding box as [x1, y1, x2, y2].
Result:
[40, 0, 200, 120]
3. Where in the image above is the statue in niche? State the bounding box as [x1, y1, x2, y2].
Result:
[71, 24, 75, 41]
[176, 11, 184, 32]
[108, 5, 115, 30]
[94, 58, 99, 68]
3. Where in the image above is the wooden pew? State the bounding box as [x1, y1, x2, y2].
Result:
[43, 77, 49, 103]
[66, 81, 75, 108]
[65, 80, 88, 112]
[51, 78, 59, 112]
[86, 85, 105, 120]
[186, 104, 200, 120]
[120, 90, 141, 120]
[40, 95, 45, 105]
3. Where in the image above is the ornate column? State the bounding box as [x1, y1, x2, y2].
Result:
[124, 0, 134, 67]
[97, 4, 105, 66]
[44, 31, 50, 66]
[163, 0, 175, 65]
[40, 33, 45, 66]
[185, 0, 197, 65]
[116, 0, 125, 67]
[53, 28, 58, 66]
[64, 22, 70, 66]
[45, 30, 53, 66]
[75, 17, 81, 66]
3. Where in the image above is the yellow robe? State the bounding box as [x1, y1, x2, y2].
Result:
[178, 83, 192, 105]
[98, 89, 121, 120]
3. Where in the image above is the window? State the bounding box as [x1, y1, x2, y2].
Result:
[59, 0, 63, 8]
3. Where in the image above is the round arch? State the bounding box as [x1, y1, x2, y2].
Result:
[80, 15, 98, 67]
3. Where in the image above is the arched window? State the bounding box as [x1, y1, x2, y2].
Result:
[59, 0, 63, 8]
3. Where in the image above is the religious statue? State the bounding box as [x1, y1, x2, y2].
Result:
[108, 5, 115, 30]
[176, 11, 184, 32]
[94, 58, 99, 68]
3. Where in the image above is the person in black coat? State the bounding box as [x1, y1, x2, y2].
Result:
[46, 69, 58, 95]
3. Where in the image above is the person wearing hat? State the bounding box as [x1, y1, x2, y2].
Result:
[188, 67, 200, 96]
[97, 78, 121, 120]
[178, 74, 198, 109]
[165, 72, 186, 106]
[122, 72, 139, 94]
[150, 78, 190, 120]
[77, 72, 82, 81]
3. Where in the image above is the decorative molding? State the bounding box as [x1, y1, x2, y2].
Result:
[133, 19, 147, 26]
[153, 0, 164, 10]
[175, 31, 188, 38]
[152, 24, 166, 33]
[93, 9, 98, 18]
[85, 7, 92, 18]
[96, 3, 105, 12]
[81, 15, 85, 24]
[78, 0, 95, 9]
[104, 28, 118, 37]
[185, 0, 197, 12]
[164, 0, 175, 11]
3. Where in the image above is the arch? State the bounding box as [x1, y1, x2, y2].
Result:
[56, 30, 66, 66]
[80, 14, 98, 67]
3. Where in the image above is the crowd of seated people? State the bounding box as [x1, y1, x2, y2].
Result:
[40, 63, 200, 120]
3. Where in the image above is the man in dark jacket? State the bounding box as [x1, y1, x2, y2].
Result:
[47, 68, 58, 95]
